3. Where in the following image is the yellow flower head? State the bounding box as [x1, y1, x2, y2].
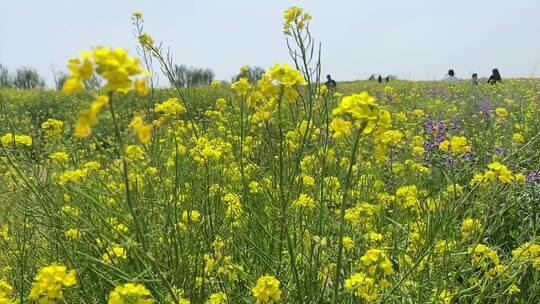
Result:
[331, 92, 391, 137]
[65, 228, 81, 239]
[154, 98, 187, 117]
[102, 245, 127, 264]
[495, 107, 508, 119]
[206, 292, 228, 304]
[130, 116, 152, 145]
[252, 275, 282, 304]
[266, 64, 306, 87]
[74, 95, 109, 138]
[29, 264, 77, 303]
[138, 33, 154, 50]
[360, 248, 394, 276]
[63, 47, 147, 94]
[461, 218, 483, 238]
[292, 193, 315, 210]
[125, 145, 145, 160]
[108, 283, 154, 304]
[1, 133, 32, 146]
[231, 77, 251, 95]
[0, 280, 16, 304]
[41, 118, 64, 137]
[283, 6, 312, 35]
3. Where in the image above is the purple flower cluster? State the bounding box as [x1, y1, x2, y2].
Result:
[450, 115, 462, 133]
[480, 99, 491, 118]
[424, 119, 447, 136]
[430, 87, 447, 98]
[443, 157, 457, 167]
[494, 147, 505, 155]
[424, 120, 448, 154]
[525, 171, 538, 183]
[423, 117, 468, 161]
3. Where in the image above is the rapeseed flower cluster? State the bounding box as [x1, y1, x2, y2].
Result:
[330, 92, 391, 139]
[108, 283, 154, 304]
[512, 242, 540, 270]
[0, 280, 17, 304]
[29, 264, 77, 303]
[130, 115, 152, 145]
[345, 248, 393, 301]
[41, 118, 64, 137]
[461, 218, 483, 239]
[283, 6, 311, 35]
[252, 275, 282, 304]
[206, 292, 228, 304]
[470, 162, 516, 185]
[1, 133, 32, 146]
[438, 136, 471, 154]
[63, 47, 148, 94]
[74, 95, 109, 138]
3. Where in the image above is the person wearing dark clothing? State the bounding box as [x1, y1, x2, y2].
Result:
[378, 75, 383, 83]
[443, 69, 459, 82]
[385, 76, 390, 82]
[488, 68, 501, 85]
[325, 74, 337, 90]
[472, 73, 479, 86]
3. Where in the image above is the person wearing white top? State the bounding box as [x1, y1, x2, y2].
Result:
[443, 69, 460, 82]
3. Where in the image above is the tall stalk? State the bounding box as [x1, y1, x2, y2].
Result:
[107, 92, 179, 304]
[333, 129, 362, 304]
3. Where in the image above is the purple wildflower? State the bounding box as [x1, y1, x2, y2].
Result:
[480, 100, 491, 118]
[525, 171, 538, 183]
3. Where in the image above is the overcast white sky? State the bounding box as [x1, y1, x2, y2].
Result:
[1, 0, 540, 86]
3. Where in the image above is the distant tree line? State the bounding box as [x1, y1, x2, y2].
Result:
[169, 65, 266, 87]
[53, 71, 102, 91]
[171, 65, 215, 88]
[0, 63, 45, 89]
[1, 62, 270, 90]
[231, 66, 265, 83]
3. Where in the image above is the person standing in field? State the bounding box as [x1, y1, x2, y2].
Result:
[378, 75, 383, 83]
[488, 68, 502, 84]
[325, 74, 337, 90]
[443, 69, 460, 83]
[472, 73, 479, 86]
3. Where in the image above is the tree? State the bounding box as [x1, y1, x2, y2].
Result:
[54, 71, 101, 91]
[12, 67, 45, 89]
[232, 66, 265, 83]
[54, 71, 67, 90]
[171, 65, 215, 88]
[0, 64, 12, 87]
[85, 76, 102, 90]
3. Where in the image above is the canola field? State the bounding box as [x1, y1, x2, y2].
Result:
[1, 7, 540, 304]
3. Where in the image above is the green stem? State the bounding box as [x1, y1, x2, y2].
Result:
[333, 129, 362, 303]
[107, 92, 179, 303]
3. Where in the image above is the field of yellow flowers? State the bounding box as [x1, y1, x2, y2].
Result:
[1, 7, 540, 304]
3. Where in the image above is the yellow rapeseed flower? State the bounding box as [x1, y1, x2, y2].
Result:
[292, 193, 315, 210]
[108, 283, 154, 304]
[130, 116, 152, 145]
[206, 292, 228, 304]
[0, 280, 17, 304]
[29, 263, 77, 303]
[252, 275, 282, 304]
